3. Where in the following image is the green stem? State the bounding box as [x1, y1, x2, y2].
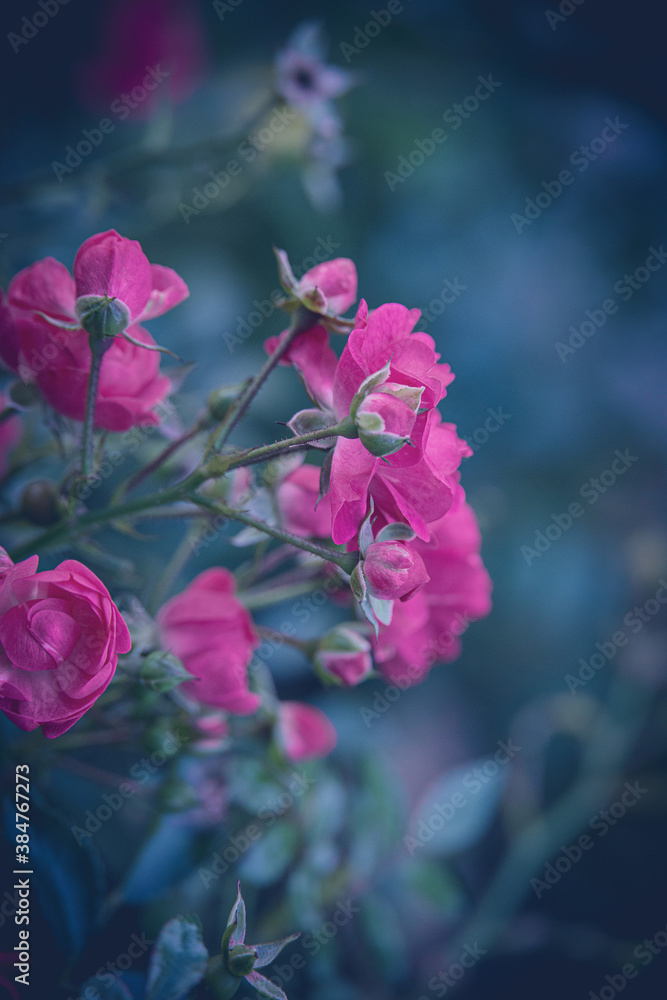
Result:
[242, 578, 333, 610]
[206, 308, 322, 455]
[189, 494, 357, 573]
[447, 677, 650, 962]
[125, 418, 207, 494]
[9, 468, 210, 561]
[146, 525, 198, 613]
[224, 420, 348, 471]
[81, 342, 105, 479]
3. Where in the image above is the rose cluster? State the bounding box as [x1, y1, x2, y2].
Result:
[265, 254, 492, 685]
[0, 229, 188, 431]
[0, 236, 490, 759]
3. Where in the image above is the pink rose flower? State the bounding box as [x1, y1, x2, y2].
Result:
[0, 390, 20, 479]
[372, 494, 492, 685]
[157, 568, 260, 715]
[276, 460, 331, 539]
[77, 0, 208, 118]
[333, 408, 470, 546]
[328, 302, 458, 543]
[362, 539, 429, 602]
[314, 625, 373, 686]
[277, 701, 337, 760]
[1, 230, 188, 431]
[0, 549, 131, 738]
[264, 256, 357, 411]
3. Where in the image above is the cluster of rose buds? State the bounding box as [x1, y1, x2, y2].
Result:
[0, 230, 491, 752]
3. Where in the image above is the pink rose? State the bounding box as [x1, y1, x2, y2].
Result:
[327, 302, 458, 543]
[332, 409, 470, 546]
[77, 0, 208, 118]
[277, 701, 337, 760]
[276, 460, 331, 539]
[1, 230, 188, 431]
[0, 549, 131, 738]
[264, 256, 357, 411]
[362, 539, 429, 602]
[157, 568, 260, 715]
[314, 625, 373, 686]
[372, 493, 492, 685]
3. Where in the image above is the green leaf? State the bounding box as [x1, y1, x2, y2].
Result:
[287, 408, 336, 448]
[273, 247, 299, 295]
[238, 822, 299, 887]
[369, 594, 393, 626]
[146, 914, 209, 1000]
[374, 522, 416, 544]
[357, 499, 375, 556]
[349, 360, 392, 417]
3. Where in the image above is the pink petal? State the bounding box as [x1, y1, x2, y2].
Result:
[73, 229, 152, 321]
[138, 264, 190, 321]
[278, 701, 337, 761]
[299, 258, 357, 315]
[8, 257, 77, 322]
[329, 437, 377, 545]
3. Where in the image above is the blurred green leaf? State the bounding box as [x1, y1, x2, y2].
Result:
[146, 913, 208, 1000]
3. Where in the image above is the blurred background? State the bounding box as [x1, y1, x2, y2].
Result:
[1, 1, 666, 998]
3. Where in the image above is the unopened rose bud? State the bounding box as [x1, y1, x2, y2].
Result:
[354, 390, 417, 457]
[20, 479, 62, 526]
[227, 944, 257, 977]
[75, 294, 130, 343]
[207, 381, 248, 423]
[362, 539, 429, 602]
[314, 625, 373, 686]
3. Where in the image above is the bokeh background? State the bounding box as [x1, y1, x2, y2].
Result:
[1, 1, 666, 998]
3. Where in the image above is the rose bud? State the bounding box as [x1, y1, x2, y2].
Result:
[362, 538, 430, 602]
[277, 701, 337, 761]
[314, 624, 373, 686]
[354, 389, 419, 456]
